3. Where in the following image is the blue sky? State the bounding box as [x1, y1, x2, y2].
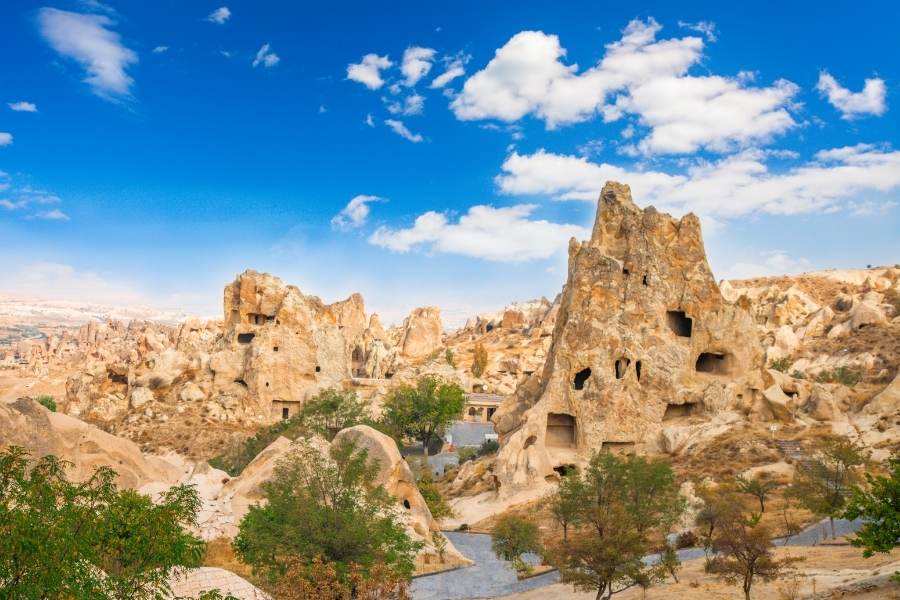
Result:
[1, 0, 898, 326]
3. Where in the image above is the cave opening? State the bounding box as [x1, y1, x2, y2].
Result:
[635, 360, 642, 381]
[695, 352, 732, 375]
[237, 332, 255, 344]
[546, 413, 576, 448]
[573, 367, 592, 390]
[666, 310, 693, 338]
[615, 358, 631, 379]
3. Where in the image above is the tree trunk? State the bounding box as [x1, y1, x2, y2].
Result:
[759, 496, 765, 513]
[562, 523, 568, 543]
[744, 574, 752, 600]
[830, 516, 835, 539]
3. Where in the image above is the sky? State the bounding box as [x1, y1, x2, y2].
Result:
[1, 0, 898, 327]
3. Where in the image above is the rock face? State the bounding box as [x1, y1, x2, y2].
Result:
[492, 182, 764, 493]
[399, 307, 444, 359]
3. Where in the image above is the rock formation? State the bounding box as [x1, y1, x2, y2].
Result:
[491, 182, 764, 493]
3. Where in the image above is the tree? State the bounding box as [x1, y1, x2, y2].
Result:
[708, 514, 799, 600]
[844, 455, 900, 559]
[696, 484, 743, 566]
[658, 545, 681, 583]
[548, 472, 586, 543]
[380, 375, 465, 453]
[491, 515, 541, 573]
[233, 439, 421, 590]
[471, 343, 488, 378]
[267, 556, 410, 600]
[549, 452, 684, 600]
[792, 437, 868, 538]
[0, 445, 207, 600]
[298, 388, 371, 440]
[736, 474, 779, 513]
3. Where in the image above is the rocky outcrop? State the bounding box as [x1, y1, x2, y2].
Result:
[491, 182, 764, 493]
[399, 306, 443, 359]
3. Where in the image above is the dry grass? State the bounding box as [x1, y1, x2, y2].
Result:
[202, 537, 255, 580]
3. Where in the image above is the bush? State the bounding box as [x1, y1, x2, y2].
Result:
[445, 349, 455, 368]
[471, 343, 488, 378]
[676, 530, 699, 549]
[790, 370, 806, 380]
[491, 516, 541, 572]
[35, 395, 56, 412]
[417, 473, 453, 521]
[814, 366, 861, 386]
[768, 358, 792, 373]
[477, 439, 499, 457]
[457, 447, 477, 464]
[210, 414, 309, 476]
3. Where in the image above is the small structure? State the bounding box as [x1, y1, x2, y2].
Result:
[463, 392, 503, 423]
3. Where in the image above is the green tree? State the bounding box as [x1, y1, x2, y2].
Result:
[549, 452, 684, 600]
[0, 446, 206, 600]
[658, 544, 681, 583]
[844, 455, 900, 560]
[233, 439, 421, 589]
[491, 515, 541, 573]
[696, 484, 743, 565]
[380, 375, 465, 453]
[548, 472, 586, 543]
[792, 437, 868, 538]
[298, 388, 370, 440]
[708, 514, 798, 600]
[445, 349, 455, 368]
[471, 343, 488, 378]
[735, 474, 779, 513]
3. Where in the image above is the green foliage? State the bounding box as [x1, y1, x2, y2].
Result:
[735, 474, 779, 513]
[210, 388, 370, 475]
[471, 343, 488, 378]
[659, 545, 681, 583]
[491, 515, 541, 572]
[844, 455, 900, 559]
[790, 370, 806, 380]
[547, 471, 586, 542]
[233, 439, 421, 588]
[793, 436, 868, 538]
[416, 472, 453, 521]
[297, 388, 370, 441]
[380, 375, 465, 451]
[0, 445, 206, 600]
[768, 358, 792, 373]
[814, 366, 862, 386]
[457, 447, 477, 464]
[708, 514, 798, 600]
[548, 451, 685, 599]
[445, 349, 455, 368]
[35, 395, 56, 412]
[478, 439, 499, 457]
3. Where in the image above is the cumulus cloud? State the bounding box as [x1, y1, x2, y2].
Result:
[38, 8, 137, 100]
[385, 119, 423, 142]
[452, 19, 798, 154]
[496, 144, 900, 219]
[0, 132, 12, 146]
[206, 6, 231, 25]
[347, 54, 393, 90]
[252, 43, 279, 68]
[430, 61, 466, 88]
[401, 47, 436, 86]
[331, 194, 382, 231]
[369, 204, 587, 262]
[723, 251, 812, 280]
[816, 71, 887, 119]
[387, 93, 425, 116]
[8, 101, 37, 112]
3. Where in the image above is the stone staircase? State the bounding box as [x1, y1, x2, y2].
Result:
[775, 439, 817, 470]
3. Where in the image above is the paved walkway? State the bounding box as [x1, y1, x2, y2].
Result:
[410, 519, 864, 600]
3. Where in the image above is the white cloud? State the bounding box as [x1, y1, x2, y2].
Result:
[496, 144, 900, 219]
[430, 62, 465, 88]
[38, 8, 137, 100]
[723, 250, 811, 280]
[452, 19, 798, 154]
[387, 93, 425, 116]
[0, 132, 12, 146]
[369, 204, 587, 262]
[677, 20, 717, 42]
[347, 54, 393, 90]
[0, 199, 27, 210]
[401, 47, 436, 86]
[32, 208, 70, 221]
[152, 45, 168, 54]
[816, 71, 887, 119]
[365, 113, 375, 127]
[252, 43, 279, 68]
[331, 194, 382, 231]
[0, 262, 143, 305]
[206, 6, 231, 25]
[385, 119, 423, 142]
[8, 101, 37, 112]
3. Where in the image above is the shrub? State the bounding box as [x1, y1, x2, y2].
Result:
[445, 349, 455, 368]
[417, 473, 453, 521]
[471, 343, 488, 378]
[676, 530, 699, 549]
[491, 516, 541, 573]
[457, 447, 477, 464]
[814, 366, 861, 386]
[35, 395, 56, 412]
[790, 370, 806, 380]
[477, 439, 499, 457]
[768, 357, 792, 373]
